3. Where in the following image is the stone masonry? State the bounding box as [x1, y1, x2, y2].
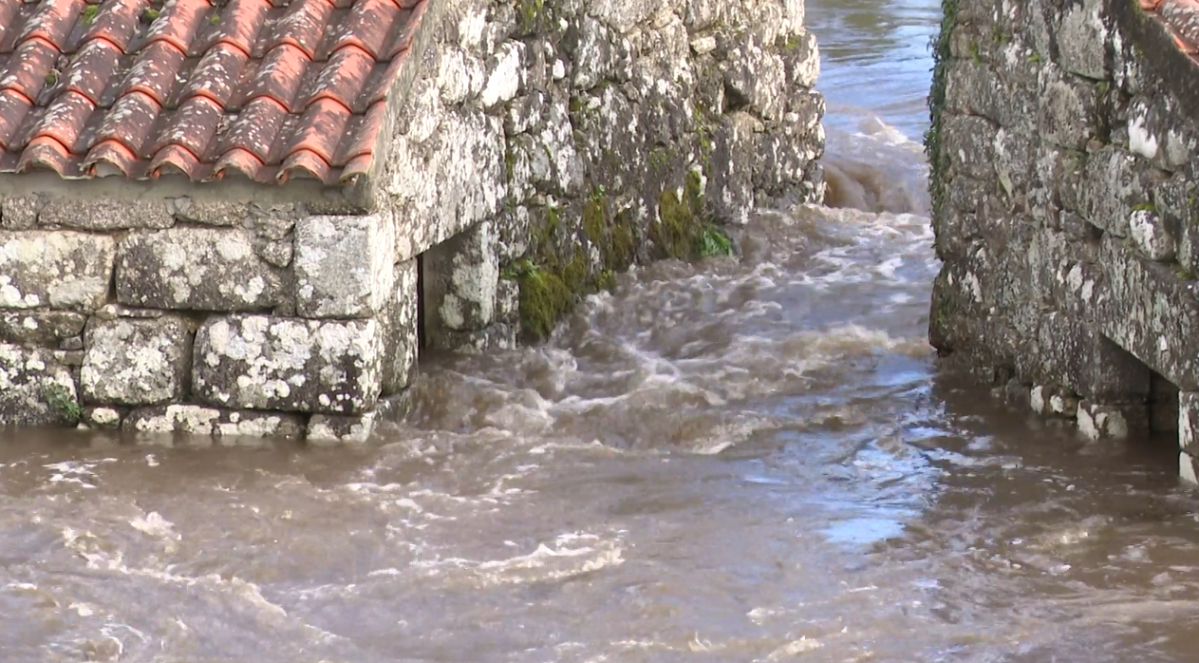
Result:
[0, 0, 824, 445]
[929, 0, 1199, 480]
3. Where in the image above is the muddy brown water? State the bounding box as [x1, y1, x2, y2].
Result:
[5, 2, 1199, 661]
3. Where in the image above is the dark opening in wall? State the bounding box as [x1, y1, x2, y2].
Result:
[1150, 370, 1181, 435]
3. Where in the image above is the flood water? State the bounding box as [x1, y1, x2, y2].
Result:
[4, 2, 1199, 662]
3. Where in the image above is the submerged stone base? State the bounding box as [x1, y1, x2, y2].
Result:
[929, 0, 1199, 479]
[0, 0, 823, 444]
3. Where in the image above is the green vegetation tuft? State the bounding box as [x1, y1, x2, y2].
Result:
[81, 4, 99, 25]
[516, 0, 546, 34]
[43, 384, 81, 422]
[650, 170, 732, 260]
[698, 226, 735, 257]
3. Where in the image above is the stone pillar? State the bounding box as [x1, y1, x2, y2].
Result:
[421, 219, 516, 352]
[1179, 392, 1199, 485]
[1072, 333, 1151, 440]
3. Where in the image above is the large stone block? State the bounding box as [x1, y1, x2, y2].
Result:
[294, 214, 395, 318]
[1078, 147, 1161, 238]
[1179, 392, 1199, 456]
[116, 228, 286, 311]
[709, 111, 760, 225]
[0, 311, 87, 346]
[721, 30, 787, 121]
[0, 343, 79, 426]
[307, 412, 377, 446]
[382, 259, 419, 393]
[780, 29, 820, 89]
[422, 220, 499, 337]
[123, 404, 305, 439]
[0, 231, 115, 311]
[1095, 234, 1199, 390]
[1057, 0, 1108, 80]
[40, 199, 173, 230]
[1036, 73, 1100, 151]
[192, 315, 382, 414]
[81, 317, 192, 406]
[941, 115, 997, 182]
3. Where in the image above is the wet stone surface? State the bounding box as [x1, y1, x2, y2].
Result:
[116, 228, 287, 312]
[81, 317, 193, 406]
[191, 315, 382, 415]
[0, 231, 115, 312]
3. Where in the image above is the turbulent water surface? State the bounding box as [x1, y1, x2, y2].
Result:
[5, 2, 1199, 661]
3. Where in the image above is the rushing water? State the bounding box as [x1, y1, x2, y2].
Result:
[4, 3, 1199, 662]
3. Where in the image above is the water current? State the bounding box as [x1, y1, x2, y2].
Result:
[5, 1, 1199, 661]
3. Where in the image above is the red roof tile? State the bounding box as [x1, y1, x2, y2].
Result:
[1145, 0, 1199, 54]
[0, 0, 429, 185]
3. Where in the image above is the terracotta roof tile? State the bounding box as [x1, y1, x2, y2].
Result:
[1145, 0, 1199, 55]
[0, 0, 430, 185]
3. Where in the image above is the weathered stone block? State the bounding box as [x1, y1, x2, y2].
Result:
[307, 412, 377, 446]
[116, 228, 287, 311]
[1095, 234, 1199, 390]
[122, 404, 305, 439]
[381, 259, 419, 394]
[192, 315, 382, 414]
[1057, 0, 1108, 80]
[81, 317, 192, 406]
[941, 115, 997, 182]
[1036, 72, 1100, 151]
[709, 111, 760, 225]
[40, 199, 172, 230]
[423, 220, 499, 337]
[387, 109, 507, 263]
[0, 343, 79, 426]
[779, 29, 819, 89]
[1078, 147, 1156, 238]
[294, 214, 395, 318]
[0, 311, 87, 346]
[721, 30, 787, 120]
[1082, 337, 1151, 403]
[123, 404, 219, 436]
[1180, 451, 1198, 486]
[1, 195, 43, 230]
[1129, 209, 1175, 261]
[0, 231, 115, 311]
[82, 406, 124, 430]
[1179, 392, 1199, 456]
[1077, 400, 1141, 440]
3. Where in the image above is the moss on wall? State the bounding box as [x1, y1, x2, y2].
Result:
[510, 170, 733, 343]
[924, 0, 960, 220]
[650, 171, 733, 260]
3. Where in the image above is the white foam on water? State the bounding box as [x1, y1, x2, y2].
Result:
[128, 511, 179, 542]
[401, 530, 626, 588]
[757, 637, 823, 661]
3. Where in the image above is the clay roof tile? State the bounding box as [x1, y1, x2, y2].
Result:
[0, 0, 430, 185]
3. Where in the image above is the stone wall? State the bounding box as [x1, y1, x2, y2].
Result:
[0, 0, 824, 444]
[381, 0, 825, 349]
[928, 0, 1199, 478]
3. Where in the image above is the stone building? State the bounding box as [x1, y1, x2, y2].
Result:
[0, 0, 824, 443]
[928, 0, 1199, 479]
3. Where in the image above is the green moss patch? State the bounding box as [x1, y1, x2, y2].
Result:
[924, 0, 960, 220]
[651, 171, 733, 260]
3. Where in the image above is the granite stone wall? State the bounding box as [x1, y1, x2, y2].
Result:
[0, 0, 824, 444]
[929, 0, 1199, 479]
[382, 0, 825, 350]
